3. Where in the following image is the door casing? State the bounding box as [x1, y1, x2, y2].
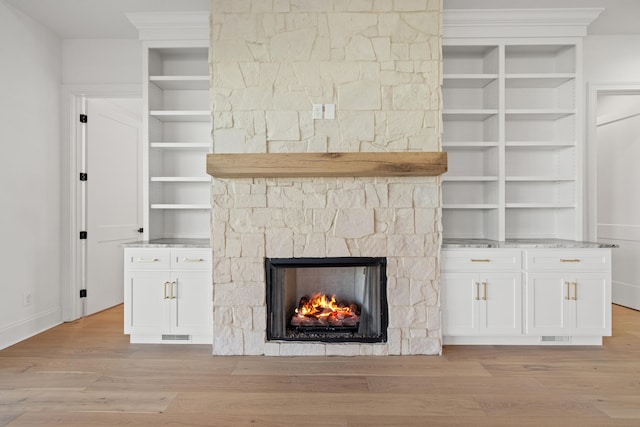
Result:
[61, 84, 142, 322]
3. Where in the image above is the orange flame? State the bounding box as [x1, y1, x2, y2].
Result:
[293, 293, 358, 327]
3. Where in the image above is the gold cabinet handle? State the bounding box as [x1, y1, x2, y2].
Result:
[163, 281, 170, 299]
[560, 259, 581, 263]
[482, 281, 487, 300]
[471, 259, 491, 263]
[170, 281, 176, 299]
[181, 258, 205, 262]
[564, 281, 571, 300]
[136, 258, 160, 262]
[572, 282, 578, 300]
[475, 282, 480, 300]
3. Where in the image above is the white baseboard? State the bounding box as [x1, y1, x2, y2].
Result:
[613, 281, 640, 311]
[0, 308, 62, 350]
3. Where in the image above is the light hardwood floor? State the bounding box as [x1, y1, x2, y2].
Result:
[1, 304, 639, 426]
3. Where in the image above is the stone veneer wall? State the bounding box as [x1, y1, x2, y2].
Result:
[210, 0, 443, 355]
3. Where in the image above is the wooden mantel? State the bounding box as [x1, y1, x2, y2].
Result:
[206, 152, 447, 178]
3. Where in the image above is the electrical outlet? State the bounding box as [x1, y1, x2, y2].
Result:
[23, 292, 33, 307]
[312, 104, 323, 120]
[324, 103, 335, 120]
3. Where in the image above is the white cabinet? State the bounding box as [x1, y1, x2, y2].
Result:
[441, 249, 522, 339]
[525, 249, 611, 337]
[442, 247, 612, 345]
[144, 43, 212, 240]
[441, 271, 522, 337]
[124, 247, 212, 344]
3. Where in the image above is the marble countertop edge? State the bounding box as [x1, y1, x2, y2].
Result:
[442, 238, 618, 249]
[122, 238, 210, 248]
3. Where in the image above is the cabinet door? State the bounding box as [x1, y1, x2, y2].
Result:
[480, 272, 522, 335]
[124, 271, 167, 335]
[170, 270, 212, 336]
[525, 272, 570, 335]
[441, 272, 480, 336]
[571, 273, 611, 336]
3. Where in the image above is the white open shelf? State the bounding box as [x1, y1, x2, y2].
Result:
[442, 40, 581, 241]
[150, 204, 210, 210]
[150, 142, 211, 150]
[149, 75, 210, 90]
[149, 111, 211, 122]
[150, 177, 211, 182]
[144, 42, 212, 241]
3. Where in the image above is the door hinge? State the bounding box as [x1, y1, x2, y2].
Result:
[79, 173, 88, 181]
[79, 231, 87, 240]
[79, 289, 87, 298]
[79, 114, 87, 123]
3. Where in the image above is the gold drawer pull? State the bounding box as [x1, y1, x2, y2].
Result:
[136, 258, 160, 263]
[471, 259, 491, 263]
[560, 259, 581, 263]
[182, 258, 205, 262]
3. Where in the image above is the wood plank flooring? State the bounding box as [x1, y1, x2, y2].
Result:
[1, 304, 639, 426]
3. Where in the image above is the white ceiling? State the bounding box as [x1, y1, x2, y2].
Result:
[5, 0, 640, 39]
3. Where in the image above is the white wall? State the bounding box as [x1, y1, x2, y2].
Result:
[0, 1, 63, 349]
[584, 35, 640, 83]
[62, 39, 141, 84]
[583, 35, 640, 310]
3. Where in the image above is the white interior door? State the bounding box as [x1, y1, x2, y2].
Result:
[596, 93, 640, 311]
[86, 98, 142, 316]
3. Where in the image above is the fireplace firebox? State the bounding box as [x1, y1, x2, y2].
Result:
[265, 257, 388, 343]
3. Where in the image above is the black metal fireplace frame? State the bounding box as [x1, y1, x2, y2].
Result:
[265, 257, 388, 343]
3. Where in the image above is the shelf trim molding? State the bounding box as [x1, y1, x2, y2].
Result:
[126, 12, 210, 40]
[207, 152, 448, 178]
[443, 8, 603, 38]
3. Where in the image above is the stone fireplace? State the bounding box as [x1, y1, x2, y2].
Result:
[209, 0, 443, 355]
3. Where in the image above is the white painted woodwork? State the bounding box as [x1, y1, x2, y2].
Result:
[128, 14, 212, 241]
[441, 9, 602, 242]
[123, 247, 212, 344]
[526, 272, 610, 336]
[441, 250, 523, 338]
[86, 98, 143, 316]
[442, 271, 522, 337]
[442, 248, 612, 345]
[442, 41, 582, 241]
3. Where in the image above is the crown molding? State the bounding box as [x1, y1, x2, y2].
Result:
[126, 12, 210, 41]
[443, 8, 604, 38]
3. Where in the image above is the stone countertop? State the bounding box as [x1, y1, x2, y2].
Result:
[442, 238, 618, 249]
[122, 238, 210, 248]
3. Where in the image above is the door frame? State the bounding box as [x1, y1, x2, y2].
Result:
[61, 84, 142, 322]
[585, 82, 640, 241]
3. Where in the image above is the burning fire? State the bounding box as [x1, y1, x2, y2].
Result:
[291, 293, 359, 327]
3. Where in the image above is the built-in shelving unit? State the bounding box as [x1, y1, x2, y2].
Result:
[440, 8, 604, 241]
[145, 43, 212, 240]
[442, 40, 583, 241]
